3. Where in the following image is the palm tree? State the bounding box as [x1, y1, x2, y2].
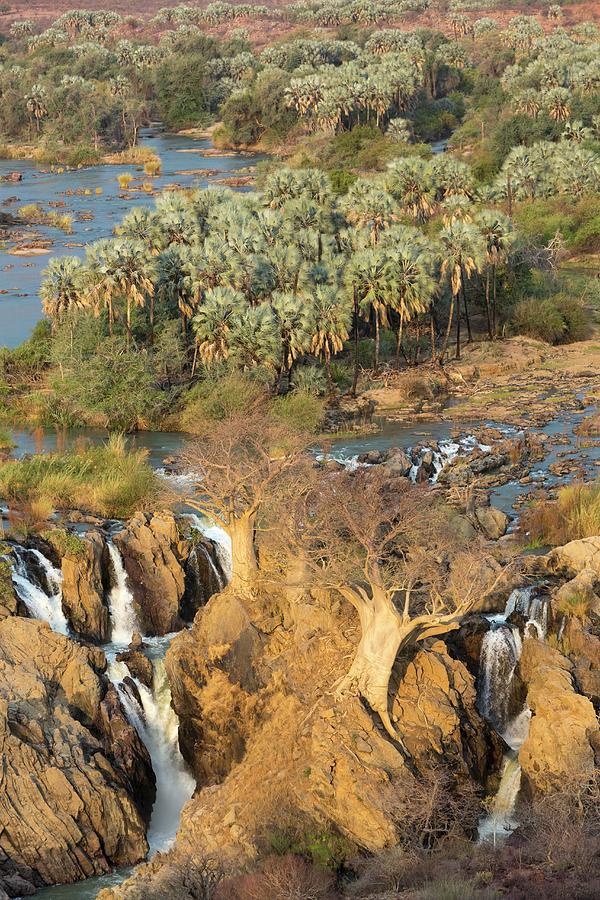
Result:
[340, 180, 396, 246]
[438, 222, 485, 363]
[386, 158, 435, 224]
[474, 210, 514, 339]
[229, 303, 281, 371]
[40, 256, 86, 330]
[84, 240, 119, 336]
[109, 240, 155, 348]
[387, 245, 437, 364]
[344, 248, 395, 374]
[191, 286, 246, 372]
[271, 291, 313, 383]
[308, 285, 352, 391]
[156, 245, 195, 335]
[25, 84, 47, 134]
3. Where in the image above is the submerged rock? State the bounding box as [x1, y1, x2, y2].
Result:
[0, 617, 153, 894]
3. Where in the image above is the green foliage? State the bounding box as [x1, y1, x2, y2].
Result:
[47, 323, 170, 431]
[0, 550, 14, 608]
[154, 53, 215, 130]
[267, 825, 353, 873]
[0, 435, 159, 518]
[290, 366, 327, 397]
[510, 295, 591, 344]
[39, 528, 87, 559]
[0, 427, 12, 450]
[179, 370, 267, 433]
[270, 390, 325, 433]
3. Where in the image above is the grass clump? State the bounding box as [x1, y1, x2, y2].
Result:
[521, 480, 600, 546]
[179, 371, 267, 433]
[555, 589, 596, 622]
[0, 435, 159, 519]
[39, 528, 87, 559]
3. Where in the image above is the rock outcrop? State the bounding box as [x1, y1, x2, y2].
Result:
[114, 512, 187, 635]
[0, 617, 154, 894]
[117, 633, 154, 689]
[166, 590, 262, 781]
[546, 536, 600, 579]
[0, 549, 18, 620]
[391, 640, 501, 782]
[61, 531, 110, 642]
[519, 638, 600, 795]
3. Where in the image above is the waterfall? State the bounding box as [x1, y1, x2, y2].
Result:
[477, 586, 546, 844]
[107, 543, 141, 644]
[186, 513, 232, 583]
[10, 546, 69, 634]
[478, 625, 522, 731]
[109, 656, 195, 852]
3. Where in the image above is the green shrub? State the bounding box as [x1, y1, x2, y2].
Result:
[39, 528, 87, 559]
[180, 370, 268, 433]
[290, 366, 326, 397]
[270, 391, 324, 433]
[510, 295, 590, 344]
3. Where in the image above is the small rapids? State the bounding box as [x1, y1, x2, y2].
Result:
[109, 656, 195, 853]
[327, 433, 491, 483]
[477, 586, 548, 844]
[106, 542, 140, 645]
[10, 545, 69, 634]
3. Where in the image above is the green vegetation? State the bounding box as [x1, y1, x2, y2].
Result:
[0, 434, 159, 518]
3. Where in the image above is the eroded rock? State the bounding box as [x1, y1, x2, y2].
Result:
[519, 638, 600, 795]
[0, 617, 153, 893]
[61, 531, 110, 642]
[114, 512, 187, 635]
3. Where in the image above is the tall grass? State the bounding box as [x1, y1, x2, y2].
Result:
[0, 434, 159, 519]
[521, 480, 600, 546]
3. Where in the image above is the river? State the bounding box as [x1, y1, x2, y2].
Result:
[0, 129, 262, 348]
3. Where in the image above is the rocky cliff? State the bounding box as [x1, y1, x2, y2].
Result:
[0, 617, 155, 895]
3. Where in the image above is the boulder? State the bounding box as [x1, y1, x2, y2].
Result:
[392, 640, 501, 782]
[475, 505, 510, 540]
[117, 634, 154, 690]
[0, 617, 153, 894]
[114, 512, 187, 635]
[61, 531, 110, 642]
[0, 551, 18, 620]
[546, 537, 600, 579]
[166, 589, 262, 781]
[383, 448, 412, 477]
[519, 638, 600, 795]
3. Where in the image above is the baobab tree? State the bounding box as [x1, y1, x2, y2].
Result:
[289, 469, 504, 739]
[180, 413, 312, 594]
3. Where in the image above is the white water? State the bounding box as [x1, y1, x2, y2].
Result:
[107, 543, 141, 645]
[477, 586, 547, 843]
[10, 546, 69, 634]
[327, 434, 492, 483]
[187, 513, 233, 583]
[109, 656, 195, 852]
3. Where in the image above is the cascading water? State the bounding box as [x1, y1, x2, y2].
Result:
[477, 586, 547, 844]
[106, 542, 140, 645]
[109, 655, 195, 852]
[10, 545, 69, 634]
[186, 513, 233, 583]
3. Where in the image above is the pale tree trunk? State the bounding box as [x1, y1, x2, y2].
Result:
[228, 512, 258, 593]
[336, 583, 467, 740]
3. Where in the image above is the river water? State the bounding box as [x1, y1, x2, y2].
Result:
[0, 129, 261, 348]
